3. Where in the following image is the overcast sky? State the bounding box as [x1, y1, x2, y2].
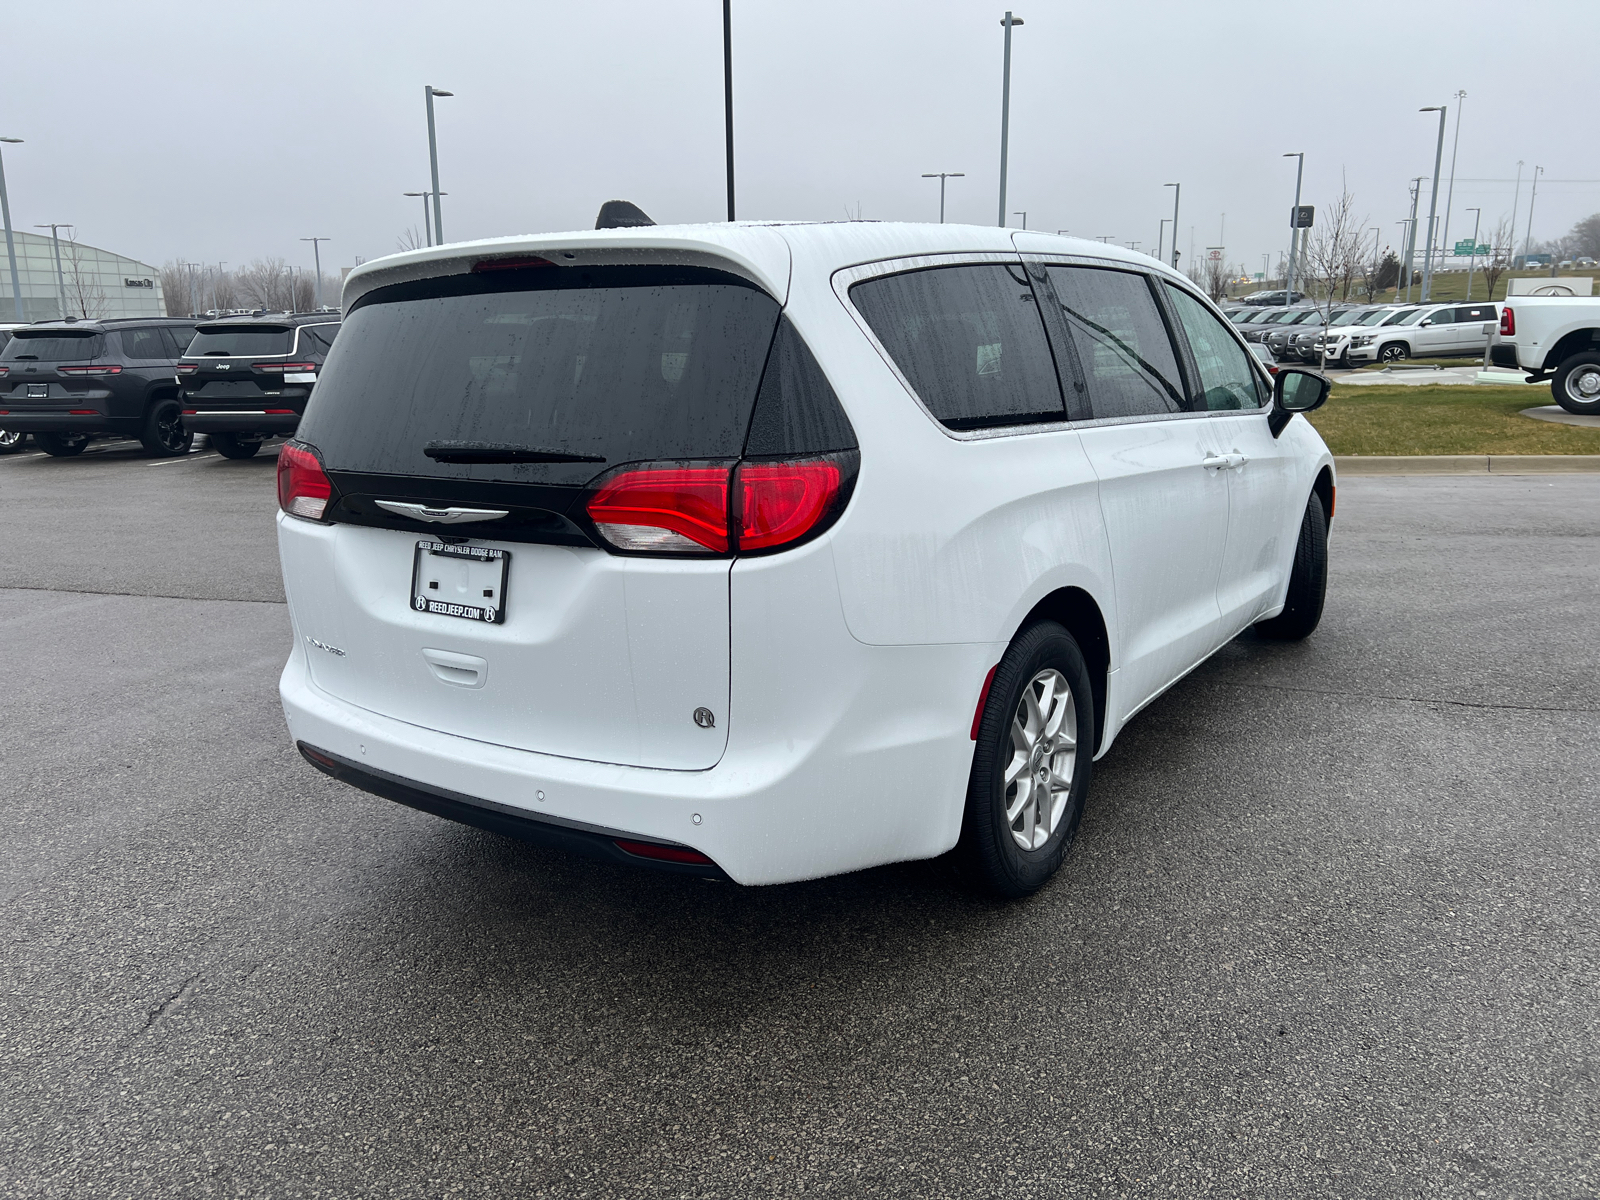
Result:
[8, 0, 1596, 280]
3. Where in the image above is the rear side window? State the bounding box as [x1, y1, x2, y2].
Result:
[297, 265, 781, 485]
[160, 326, 194, 356]
[187, 325, 295, 356]
[850, 263, 1064, 430]
[1163, 285, 1267, 411]
[1, 330, 105, 361]
[295, 324, 339, 356]
[120, 327, 168, 361]
[1046, 266, 1185, 419]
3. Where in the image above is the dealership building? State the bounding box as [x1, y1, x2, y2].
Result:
[0, 230, 165, 322]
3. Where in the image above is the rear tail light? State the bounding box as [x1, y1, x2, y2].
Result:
[0, 366, 8, 377]
[1500, 306, 1515, 336]
[253, 362, 317, 373]
[587, 465, 731, 553]
[58, 365, 122, 376]
[613, 839, 715, 866]
[277, 442, 333, 520]
[176, 362, 199, 375]
[584, 453, 855, 556]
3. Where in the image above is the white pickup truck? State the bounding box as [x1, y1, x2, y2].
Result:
[1490, 296, 1600, 414]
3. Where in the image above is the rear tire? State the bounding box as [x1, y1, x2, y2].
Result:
[209, 432, 262, 459]
[35, 432, 89, 457]
[140, 398, 192, 457]
[0, 429, 26, 454]
[957, 622, 1095, 899]
[1254, 491, 1328, 641]
[1552, 351, 1600, 416]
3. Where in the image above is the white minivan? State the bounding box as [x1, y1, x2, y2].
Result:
[277, 220, 1335, 897]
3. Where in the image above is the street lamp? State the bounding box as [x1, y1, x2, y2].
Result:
[34, 222, 71, 319]
[300, 238, 330, 310]
[997, 12, 1023, 227]
[1508, 162, 1523, 267]
[424, 86, 453, 244]
[1418, 105, 1447, 301]
[1158, 218, 1171, 266]
[1164, 182, 1180, 268]
[921, 173, 964, 223]
[403, 191, 447, 246]
[724, 0, 736, 221]
[1464, 207, 1482, 301]
[1440, 90, 1465, 272]
[0, 137, 24, 321]
[1283, 153, 1304, 302]
[1524, 164, 1544, 265]
[1013, 210, 1027, 230]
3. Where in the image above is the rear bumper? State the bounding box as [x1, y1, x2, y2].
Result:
[1489, 344, 1522, 370]
[182, 409, 301, 435]
[296, 741, 731, 880]
[0, 411, 137, 435]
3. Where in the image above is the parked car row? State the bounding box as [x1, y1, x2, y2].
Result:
[1216, 300, 1500, 367]
[0, 312, 340, 458]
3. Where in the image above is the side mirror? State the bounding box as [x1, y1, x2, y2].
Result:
[1420, 318, 1433, 326]
[1268, 367, 1330, 437]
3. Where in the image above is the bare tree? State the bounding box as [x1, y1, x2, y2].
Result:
[1202, 253, 1230, 301]
[1300, 190, 1366, 318]
[397, 226, 426, 252]
[62, 238, 109, 319]
[1480, 217, 1514, 300]
[161, 261, 199, 316]
[237, 257, 299, 312]
[292, 274, 316, 312]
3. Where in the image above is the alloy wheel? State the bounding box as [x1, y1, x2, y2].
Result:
[1003, 668, 1077, 852]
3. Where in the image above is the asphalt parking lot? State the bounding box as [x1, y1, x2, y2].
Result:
[2, 440, 1596, 1199]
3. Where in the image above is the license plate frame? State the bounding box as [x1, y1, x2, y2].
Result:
[26, 383, 47, 398]
[410, 540, 509, 624]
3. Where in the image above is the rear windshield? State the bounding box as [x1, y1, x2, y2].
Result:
[186, 325, 295, 356]
[296, 265, 782, 484]
[1, 330, 106, 361]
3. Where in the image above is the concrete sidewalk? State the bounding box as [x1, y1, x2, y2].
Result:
[1336, 453, 1600, 475]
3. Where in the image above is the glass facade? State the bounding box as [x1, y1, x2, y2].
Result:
[0, 231, 165, 322]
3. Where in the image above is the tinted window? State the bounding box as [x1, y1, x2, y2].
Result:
[187, 325, 295, 356]
[295, 324, 339, 356]
[850, 263, 1064, 430]
[1164, 285, 1267, 410]
[744, 317, 856, 456]
[1457, 305, 1496, 323]
[1, 330, 105, 361]
[297, 265, 780, 485]
[160, 326, 194, 356]
[120, 327, 168, 361]
[1046, 265, 1185, 419]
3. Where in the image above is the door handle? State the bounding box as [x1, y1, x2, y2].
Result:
[1202, 454, 1231, 470]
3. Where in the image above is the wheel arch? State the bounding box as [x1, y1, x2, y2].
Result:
[1541, 327, 1600, 372]
[1015, 586, 1110, 753]
[1312, 464, 1335, 532]
[143, 384, 179, 414]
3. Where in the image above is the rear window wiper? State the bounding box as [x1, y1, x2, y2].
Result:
[423, 441, 605, 465]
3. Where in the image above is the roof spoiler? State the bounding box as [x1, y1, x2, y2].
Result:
[595, 200, 656, 230]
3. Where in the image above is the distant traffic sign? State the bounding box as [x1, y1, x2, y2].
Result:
[1455, 240, 1490, 256]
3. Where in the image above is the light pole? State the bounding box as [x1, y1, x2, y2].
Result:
[1440, 90, 1465, 272]
[1164, 182, 1180, 268]
[1158, 218, 1171, 266]
[404, 191, 446, 246]
[300, 238, 330, 310]
[1464, 207, 1482, 300]
[1508, 161, 1523, 266]
[1418, 105, 1447, 301]
[723, 0, 736, 220]
[921, 173, 964, 223]
[1283, 152, 1304, 302]
[1402, 176, 1423, 301]
[424, 86, 452, 244]
[997, 12, 1023, 227]
[34, 222, 71, 319]
[0, 137, 24, 321]
[1013, 211, 1027, 230]
[1524, 164, 1543, 263]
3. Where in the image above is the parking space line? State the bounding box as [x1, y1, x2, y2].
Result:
[146, 452, 220, 467]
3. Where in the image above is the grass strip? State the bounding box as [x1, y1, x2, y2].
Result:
[1304, 385, 1600, 456]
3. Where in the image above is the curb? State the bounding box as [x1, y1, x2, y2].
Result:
[1335, 455, 1600, 476]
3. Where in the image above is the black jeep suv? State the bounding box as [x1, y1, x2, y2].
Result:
[177, 314, 340, 459]
[0, 318, 199, 457]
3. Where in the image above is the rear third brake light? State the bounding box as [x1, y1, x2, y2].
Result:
[253, 362, 317, 372]
[58, 365, 122, 376]
[277, 442, 333, 520]
[587, 466, 731, 553]
[472, 256, 556, 272]
[1500, 306, 1515, 336]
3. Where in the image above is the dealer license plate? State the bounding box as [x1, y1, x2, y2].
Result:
[410, 541, 509, 624]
